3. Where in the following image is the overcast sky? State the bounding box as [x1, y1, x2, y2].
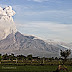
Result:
[0, 0, 72, 42]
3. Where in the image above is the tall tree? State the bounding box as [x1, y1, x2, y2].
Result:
[60, 49, 71, 64]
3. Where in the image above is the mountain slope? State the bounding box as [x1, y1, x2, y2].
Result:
[0, 31, 68, 57]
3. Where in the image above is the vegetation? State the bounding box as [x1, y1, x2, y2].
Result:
[60, 49, 71, 64]
[0, 64, 72, 72]
[53, 49, 72, 72]
[0, 49, 71, 72]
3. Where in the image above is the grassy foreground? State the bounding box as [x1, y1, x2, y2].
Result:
[0, 65, 72, 72]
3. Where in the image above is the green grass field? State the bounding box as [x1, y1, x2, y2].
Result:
[0, 65, 72, 72]
[0, 59, 72, 72]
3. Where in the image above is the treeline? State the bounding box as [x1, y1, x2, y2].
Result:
[0, 53, 72, 61]
[0, 53, 72, 65]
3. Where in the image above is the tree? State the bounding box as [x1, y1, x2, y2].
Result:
[17, 55, 26, 60]
[54, 49, 71, 72]
[60, 49, 71, 64]
[2, 53, 8, 60]
[11, 53, 15, 61]
[55, 57, 58, 60]
[27, 54, 32, 60]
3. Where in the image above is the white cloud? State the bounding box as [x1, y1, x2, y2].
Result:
[16, 21, 72, 42]
[16, 21, 72, 32]
[27, 0, 62, 3]
[28, 0, 49, 2]
[0, 6, 17, 40]
[15, 9, 71, 18]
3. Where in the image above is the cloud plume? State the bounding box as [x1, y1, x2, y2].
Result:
[0, 6, 17, 40]
[0, 6, 15, 22]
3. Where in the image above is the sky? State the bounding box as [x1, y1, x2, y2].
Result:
[0, 0, 72, 42]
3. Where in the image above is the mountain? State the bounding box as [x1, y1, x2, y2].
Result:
[0, 31, 68, 57]
[0, 6, 71, 57]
